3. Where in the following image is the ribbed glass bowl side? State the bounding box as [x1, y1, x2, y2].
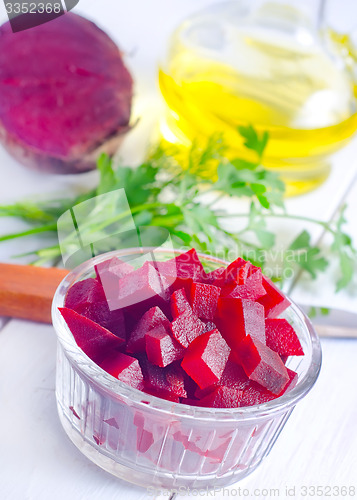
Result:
[52, 248, 322, 489]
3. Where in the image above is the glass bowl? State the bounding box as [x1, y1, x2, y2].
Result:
[52, 247, 322, 490]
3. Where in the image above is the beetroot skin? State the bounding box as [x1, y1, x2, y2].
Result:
[0, 13, 133, 173]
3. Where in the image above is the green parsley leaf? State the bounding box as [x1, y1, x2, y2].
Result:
[237, 125, 269, 158]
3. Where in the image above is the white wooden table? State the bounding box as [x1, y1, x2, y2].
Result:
[1, 1, 357, 499]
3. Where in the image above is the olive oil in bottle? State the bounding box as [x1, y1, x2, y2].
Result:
[159, 1, 357, 195]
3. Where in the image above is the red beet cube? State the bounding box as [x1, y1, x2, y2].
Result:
[194, 358, 250, 399]
[165, 363, 188, 399]
[240, 368, 298, 406]
[265, 318, 304, 356]
[171, 308, 206, 348]
[199, 386, 244, 408]
[235, 335, 289, 395]
[65, 276, 127, 341]
[278, 368, 298, 396]
[139, 356, 187, 402]
[174, 248, 207, 281]
[127, 306, 170, 353]
[145, 324, 184, 367]
[258, 277, 290, 318]
[194, 359, 250, 399]
[99, 352, 144, 390]
[212, 258, 246, 287]
[220, 359, 251, 389]
[59, 307, 124, 363]
[156, 249, 208, 292]
[215, 298, 265, 348]
[114, 262, 170, 312]
[240, 381, 276, 406]
[204, 267, 226, 284]
[79, 301, 126, 342]
[170, 288, 191, 319]
[95, 257, 134, 302]
[235, 262, 252, 284]
[64, 277, 105, 313]
[95, 257, 134, 279]
[222, 268, 266, 301]
[189, 282, 221, 320]
[181, 329, 231, 389]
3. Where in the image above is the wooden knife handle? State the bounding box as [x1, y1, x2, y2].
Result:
[0, 263, 68, 323]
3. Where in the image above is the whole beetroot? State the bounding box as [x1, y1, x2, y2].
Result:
[0, 13, 133, 174]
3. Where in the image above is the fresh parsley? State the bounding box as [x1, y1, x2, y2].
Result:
[0, 126, 355, 291]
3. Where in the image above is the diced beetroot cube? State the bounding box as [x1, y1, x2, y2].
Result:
[236, 262, 252, 284]
[170, 288, 191, 319]
[235, 335, 289, 395]
[258, 277, 290, 318]
[161, 271, 193, 295]
[199, 386, 244, 408]
[240, 381, 276, 406]
[215, 298, 265, 347]
[265, 318, 304, 356]
[240, 368, 298, 406]
[220, 359, 251, 390]
[59, 307, 124, 363]
[113, 262, 170, 312]
[147, 258, 186, 292]
[80, 301, 127, 342]
[221, 268, 266, 301]
[139, 356, 187, 402]
[95, 257, 134, 302]
[278, 368, 298, 396]
[145, 324, 184, 367]
[228, 259, 257, 285]
[156, 249, 208, 291]
[95, 257, 134, 281]
[189, 282, 221, 320]
[64, 277, 106, 313]
[204, 267, 226, 284]
[194, 359, 250, 399]
[65, 275, 127, 341]
[127, 306, 170, 353]
[174, 248, 207, 280]
[181, 329, 231, 389]
[212, 258, 246, 287]
[165, 363, 188, 398]
[171, 308, 206, 348]
[99, 352, 144, 390]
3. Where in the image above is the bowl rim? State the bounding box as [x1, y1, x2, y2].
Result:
[52, 247, 322, 422]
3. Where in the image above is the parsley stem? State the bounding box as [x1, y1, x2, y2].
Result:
[0, 223, 57, 242]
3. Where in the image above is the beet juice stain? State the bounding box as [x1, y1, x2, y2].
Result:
[4, 0, 80, 32]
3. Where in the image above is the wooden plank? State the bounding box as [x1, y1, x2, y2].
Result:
[0, 264, 68, 323]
